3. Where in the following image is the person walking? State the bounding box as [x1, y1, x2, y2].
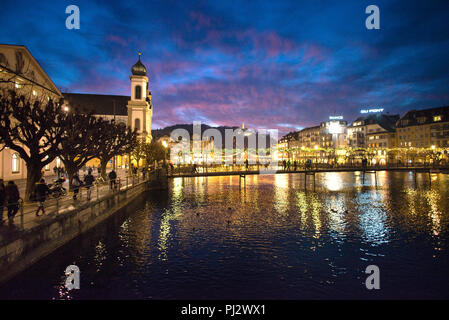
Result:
[71, 173, 82, 200]
[0, 179, 5, 224]
[84, 169, 95, 200]
[35, 179, 50, 216]
[5, 181, 20, 223]
[108, 169, 117, 190]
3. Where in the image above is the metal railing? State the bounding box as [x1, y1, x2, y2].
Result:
[2, 173, 149, 231]
[165, 163, 449, 178]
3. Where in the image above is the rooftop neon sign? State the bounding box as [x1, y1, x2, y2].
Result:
[361, 108, 384, 114]
[329, 115, 343, 120]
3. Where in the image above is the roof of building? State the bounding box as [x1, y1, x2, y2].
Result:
[350, 113, 399, 132]
[63, 93, 129, 116]
[0, 44, 62, 97]
[299, 125, 320, 133]
[397, 106, 449, 127]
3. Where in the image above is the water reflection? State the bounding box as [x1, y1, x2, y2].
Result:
[2, 171, 449, 299]
[274, 174, 289, 215]
[323, 172, 343, 191]
[356, 191, 389, 246]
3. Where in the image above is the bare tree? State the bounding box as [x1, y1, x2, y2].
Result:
[131, 139, 147, 168]
[0, 91, 65, 199]
[96, 120, 138, 179]
[57, 113, 103, 188]
[143, 141, 166, 165]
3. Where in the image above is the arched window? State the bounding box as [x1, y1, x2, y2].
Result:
[134, 118, 141, 131]
[135, 85, 142, 100]
[12, 153, 20, 173]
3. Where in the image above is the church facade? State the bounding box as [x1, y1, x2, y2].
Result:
[0, 44, 153, 180]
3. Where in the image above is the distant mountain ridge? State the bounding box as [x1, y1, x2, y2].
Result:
[152, 123, 277, 148]
[151, 123, 239, 140]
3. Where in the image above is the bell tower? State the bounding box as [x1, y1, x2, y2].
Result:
[127, 52, 153, 142]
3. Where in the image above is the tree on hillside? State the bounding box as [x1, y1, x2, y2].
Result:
[57, 112, 103, 188]
[96, 120, 138, 179]
[0, 91, 65, 199]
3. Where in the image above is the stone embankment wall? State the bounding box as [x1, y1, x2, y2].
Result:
[0, 169, 168, 285]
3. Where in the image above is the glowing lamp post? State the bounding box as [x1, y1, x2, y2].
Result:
[162, 141, 168, 165]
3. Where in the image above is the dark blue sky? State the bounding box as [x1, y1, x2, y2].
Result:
[1, 0, 448, 134]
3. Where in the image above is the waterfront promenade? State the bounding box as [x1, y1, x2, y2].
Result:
[0, 168, 145, 238]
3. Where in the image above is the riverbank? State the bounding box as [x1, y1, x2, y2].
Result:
[0, 168, 168, 285]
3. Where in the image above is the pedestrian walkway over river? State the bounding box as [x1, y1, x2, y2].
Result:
[168, 164, 448, 178]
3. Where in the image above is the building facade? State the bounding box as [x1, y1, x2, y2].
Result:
[347, 113, 399, 149]
[396, 106, 449, 148]
[0, 44, 62, 181]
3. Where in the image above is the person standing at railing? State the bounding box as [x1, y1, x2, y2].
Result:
[108, 169, 117, 190]
[5, 181, 20, 223]
[84, 169, 95, 201]
[0, 179, 5, 224]
[35, 179, 50, 217]
[71, 173, 82, 200]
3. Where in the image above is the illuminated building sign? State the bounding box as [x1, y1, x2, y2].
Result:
[329, 115, 343, 120]
[361, 108, 384, 114]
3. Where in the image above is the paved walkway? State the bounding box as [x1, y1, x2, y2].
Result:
[0, 168, 145, 240]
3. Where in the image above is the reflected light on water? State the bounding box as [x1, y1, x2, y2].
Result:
[4, 171, 449, 300]
[323, 172, 343, 191]
[356, 192, 389, 246]
[274, 174, 289, 215]
[425, 190, 441, 236]
[326, 196, 346, 236]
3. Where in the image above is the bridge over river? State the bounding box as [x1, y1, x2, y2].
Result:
[167, 165, 448, 179]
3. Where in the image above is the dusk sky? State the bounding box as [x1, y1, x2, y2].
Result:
[1, 0, 448, 134]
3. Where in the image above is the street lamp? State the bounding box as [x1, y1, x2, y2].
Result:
[162, 141, 168, 165]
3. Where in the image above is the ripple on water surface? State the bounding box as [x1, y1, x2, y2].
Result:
[1, 172, 449, 299]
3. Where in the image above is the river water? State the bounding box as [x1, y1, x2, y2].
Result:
[1, 171, 449, 299]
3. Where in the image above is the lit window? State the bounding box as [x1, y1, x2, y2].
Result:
[433, 115, 441, 122]
[12, 153, 20, 173]
[32, 90, 37, 96]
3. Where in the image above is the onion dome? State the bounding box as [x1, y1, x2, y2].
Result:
[131, 52, 147, 76]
